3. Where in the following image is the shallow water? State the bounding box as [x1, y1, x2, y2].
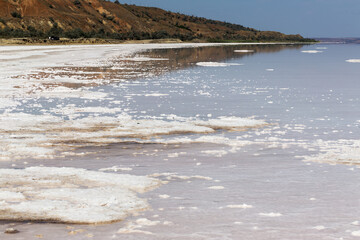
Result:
[0, 43, 360, 239]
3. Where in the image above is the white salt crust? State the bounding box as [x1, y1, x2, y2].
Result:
[301, 50, 323, 53]
[259, 212, 282, 217]
[226, 204, 253, 209]
[234, 50, 254, 53]
[0, 43, 270, 161]
[196, 62, 243, 67]
[0, 98, 20, 109]
[1, 43, 250, 105]
[3, 44, 357, 167]
[301, 139, 360, 165]
[208, 186, 225, 190]
[346, 59, 360, 63]
[0, 112, 267, 161]
[0, 167, 161, 224]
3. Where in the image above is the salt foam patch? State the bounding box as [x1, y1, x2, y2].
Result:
[117, 218, 161, 235]
[302, 139, 360, 165]
[259, 212, 282, 217]
[301, 50, 323, 54]
[0, 167, 161, 224]
[313, 226, 325, 230]
[99, 166, 133, 172]
[208, 186, 225, 190]
[346, 59, 360, 63]
[234, 50, 254, 53]
[226, 204, 253, 209]
[196, 62, 243, 67]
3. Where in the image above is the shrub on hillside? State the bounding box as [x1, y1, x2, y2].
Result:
[11, 12, 22, 19]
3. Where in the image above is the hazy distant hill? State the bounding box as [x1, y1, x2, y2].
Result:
[0, 0, 314, 42]
[315, 38, 360, 44]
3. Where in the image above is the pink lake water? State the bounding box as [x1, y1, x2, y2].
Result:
[0, 43, 360, 239]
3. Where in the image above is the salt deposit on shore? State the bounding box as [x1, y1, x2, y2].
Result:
[1, 43, 360, 239]
[0, 43, 271, 161]
[0, 112, 267, 161]
[0, 167, 161, 224]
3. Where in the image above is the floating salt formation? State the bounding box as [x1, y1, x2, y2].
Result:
[0, 113, 267, 161]
[234, 50, 254, 53]
[4, 228, 19, 234]
[346, 59, 360, 63]
[196, 62, 243, 67]
[0, 167, 161, 224]
[301, 50, 323, 53]
[226, 204, 253, 209]
[259, 212, 282, 217]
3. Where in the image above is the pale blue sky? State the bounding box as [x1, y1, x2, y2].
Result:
[121, 0, 359, 38]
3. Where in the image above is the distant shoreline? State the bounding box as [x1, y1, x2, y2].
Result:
[0, 37, 181, 46]
[0, 37, 317, 46]
[314, 37, 360, 44]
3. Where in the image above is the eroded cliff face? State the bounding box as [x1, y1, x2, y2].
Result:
[0, 0, 310, 42]
[1, 0, 128, 32]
